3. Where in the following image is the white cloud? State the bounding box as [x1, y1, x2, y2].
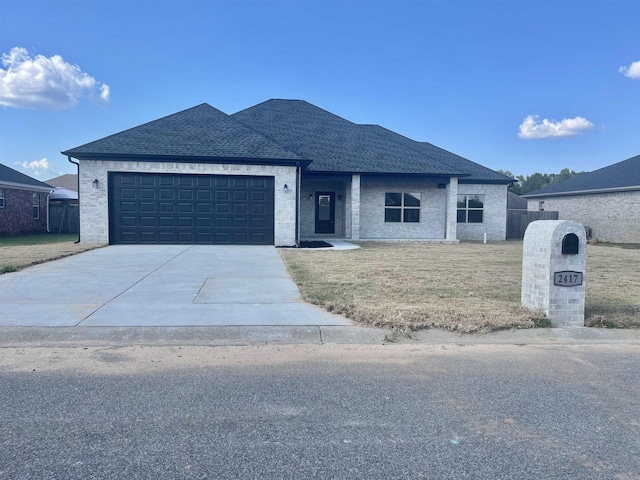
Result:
[100, 84, 110, 102]
[0, 47, 111, 110]
[619, 60, 640, 79]
[19, 158, 56, 178]
[518, 115, 595, 139]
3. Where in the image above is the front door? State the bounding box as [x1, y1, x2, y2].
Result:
[315, 192, 335, 234]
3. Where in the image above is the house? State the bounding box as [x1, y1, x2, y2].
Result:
[0, 163, 53, 235]
[61, 100, 512, 246]
[522, 154, 640, 243]
[507, 192, 528, 211]
[45, 174, 78, 192]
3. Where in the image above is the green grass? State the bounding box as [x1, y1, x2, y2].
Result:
[0, 233, 78, 247]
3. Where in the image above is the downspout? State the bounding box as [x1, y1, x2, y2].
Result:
[46, 191, 51, 232]
[295, 162, 301, 246]
[67, 156, 81, 244]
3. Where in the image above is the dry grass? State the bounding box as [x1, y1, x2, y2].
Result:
[0, 234, 103, 274]
[279, 241, 640, 333]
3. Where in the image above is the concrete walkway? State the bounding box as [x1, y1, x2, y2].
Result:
[0, 245, 352, 327]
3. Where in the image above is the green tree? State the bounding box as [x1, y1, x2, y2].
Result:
[498, 169, 587, 195]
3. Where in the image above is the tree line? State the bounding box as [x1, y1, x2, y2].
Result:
[496, 168, 588, 195]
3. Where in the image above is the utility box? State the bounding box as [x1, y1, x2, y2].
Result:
[522, 220, 586, 327]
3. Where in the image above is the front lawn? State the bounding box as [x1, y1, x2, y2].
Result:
[279, 241, 640, 332]
[0, 233, 102, 274]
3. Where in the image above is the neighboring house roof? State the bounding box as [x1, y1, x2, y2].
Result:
[45, 174, 78, 192]
[523, 154, 640, 198]
[62, 104, 304, 163]
[507, 192, 528, 209]
[62, 99, 510, 181]
[0, 163, 53, 192]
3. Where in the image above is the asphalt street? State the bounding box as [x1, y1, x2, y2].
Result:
[1, 343, 639, 479]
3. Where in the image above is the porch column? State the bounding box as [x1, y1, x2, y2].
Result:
[351, 174, 361, 240]
[445, 176, 458, 241]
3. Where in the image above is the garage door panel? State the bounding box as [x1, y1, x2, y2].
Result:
[234, 204, 248, 214]
[110, 173, 274, 245]
[140, 217, 155, 227]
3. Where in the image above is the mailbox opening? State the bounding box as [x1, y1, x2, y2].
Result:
[562, 233, 579, 255]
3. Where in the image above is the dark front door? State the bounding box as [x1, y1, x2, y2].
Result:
[315, 192, 335, 234]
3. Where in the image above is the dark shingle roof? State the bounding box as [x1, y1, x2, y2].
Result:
[523, 155, 640, 197]
[507, 192, 528, 209]
[63, 104, 303, 161]
[0, 163, 53, 190]
[232, 100, 466, 176]
[45, 174, 78, 192]
[360, 124, 512, 182]
[62, 99, 509, 180]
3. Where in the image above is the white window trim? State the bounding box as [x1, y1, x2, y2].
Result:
[0, 189, 4, 208]
[33, 193, 39, 220]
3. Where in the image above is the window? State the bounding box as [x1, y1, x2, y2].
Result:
[457, 194, 484, 223]
[0, 189, 4, 208]
[33, 193, 39, 219]
[385, 192, 421, 223]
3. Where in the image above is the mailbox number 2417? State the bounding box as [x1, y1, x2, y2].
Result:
[554, 271, 583, 287]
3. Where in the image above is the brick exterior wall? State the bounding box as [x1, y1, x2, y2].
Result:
[521, 220, 586, 327]
[526, 190, 640, 243]
[0, 187, 48, 235]
[300, 177, 507, 242]
[78, 160, 298, 246]
[300, 181, 347, 237]
[456, 183, 508, 241]
[359, 180, 448, 239]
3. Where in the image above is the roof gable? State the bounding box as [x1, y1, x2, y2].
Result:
[63, 104, 303, 161]
[0, 163, 53, 190]
[232, 100, 465, 175]
[524, 155, 640, 197]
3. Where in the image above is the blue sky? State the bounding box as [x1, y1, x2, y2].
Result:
[1, 0, 638, 180]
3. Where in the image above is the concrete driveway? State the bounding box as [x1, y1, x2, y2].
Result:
[0, 245, 351, 327]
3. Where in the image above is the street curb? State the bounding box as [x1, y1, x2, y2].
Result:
[0, 325, 638, 348]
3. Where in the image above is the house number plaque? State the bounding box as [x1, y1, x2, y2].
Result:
[553, 271, 583, 287]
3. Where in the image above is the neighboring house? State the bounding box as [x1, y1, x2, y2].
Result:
[45, 174, 78, 192]
[62, 100, 512, 246]
[507, 192, 528, 211]
[0, 163, 53, 235]
[506, 191, 558, 239]
[522, 154, 640, 243]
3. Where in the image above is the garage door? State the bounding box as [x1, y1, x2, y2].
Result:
[109, 172, 274, 245]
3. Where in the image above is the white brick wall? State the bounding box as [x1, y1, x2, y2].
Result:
[78, 160, 298, 246]
[521, 220, 586, 327]
[298, 178, 507, 241]
[456, 183, 508, 241]
[300, 181, 347, 237]
[359, 181, 448, 239]
[527, 190, 640, 243]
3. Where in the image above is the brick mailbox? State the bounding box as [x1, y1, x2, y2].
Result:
[521, 220, 586, 327]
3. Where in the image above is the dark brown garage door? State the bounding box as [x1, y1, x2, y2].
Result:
[109, 172, 274, 245]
